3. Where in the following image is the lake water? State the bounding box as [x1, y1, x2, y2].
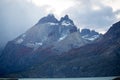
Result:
[20, 77, 118, 80]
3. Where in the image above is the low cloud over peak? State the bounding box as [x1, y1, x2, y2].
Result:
[0, 0, 120, 45]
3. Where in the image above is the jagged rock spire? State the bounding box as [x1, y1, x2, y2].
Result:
[60, 15, 74, 25]
[38, 14, 58, 23]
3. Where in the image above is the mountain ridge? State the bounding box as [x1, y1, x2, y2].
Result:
[0, 14, 102, 77]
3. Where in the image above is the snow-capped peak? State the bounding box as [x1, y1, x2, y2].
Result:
[60, 15, 74, 26]
[38, 14, 58, 24]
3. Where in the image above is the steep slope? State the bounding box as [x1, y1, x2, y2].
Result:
[52, 31, 89, 53]
[0, 48, 3, 56]
[13, 14, 79, 51]
[7, 21, 120, 78]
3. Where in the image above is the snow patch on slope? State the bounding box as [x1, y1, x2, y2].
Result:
[82, 35, 99, 41]
[59, 35, 67, 41]
[61, 21, 73, 26]
[26, 42, 43, 50]
[47, 22, 58, 25]
[16, 39, 23, 44]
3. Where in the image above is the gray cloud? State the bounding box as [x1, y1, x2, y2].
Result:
[0, 0, 47, 45]
[63, 0, 117, 33]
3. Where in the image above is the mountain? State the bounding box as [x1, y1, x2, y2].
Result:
[5, 21, 120, 78]
[0, 48, 3, 56]
[80, 28, 102, 41]
[12, 14, 79, 50]
[0, 14, 93, 76]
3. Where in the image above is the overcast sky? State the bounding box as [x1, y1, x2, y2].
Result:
[0, 0, 120, 45]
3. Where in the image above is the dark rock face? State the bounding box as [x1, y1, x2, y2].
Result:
[4, 21, 120, 78]
[113, 77, 120, 80]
